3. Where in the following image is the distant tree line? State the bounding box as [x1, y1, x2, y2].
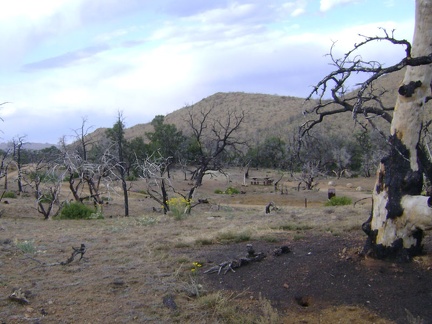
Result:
[0, 114, 387, 188]
[0, 103, 387, 219]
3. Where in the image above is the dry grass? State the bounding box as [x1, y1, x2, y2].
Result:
[0, 168, 389, 323]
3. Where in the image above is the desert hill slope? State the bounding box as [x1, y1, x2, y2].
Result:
[92, 68, 406, 145]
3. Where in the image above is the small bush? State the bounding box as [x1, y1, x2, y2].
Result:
[135, 216, 157, 226]
[325, 196, 352, 206]
[214, 187, 240, 195]
[57, 202, 98, 220]
[225, 187, 240, 195]
[3, 191, 17, 199]
[167, 197, 190, 220]
[16, 240, 36, 254]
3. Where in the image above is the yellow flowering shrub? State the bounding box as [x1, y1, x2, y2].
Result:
[166, 197, 191, 219]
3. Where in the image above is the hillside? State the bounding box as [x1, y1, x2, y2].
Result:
[87, 68, 406, 146]
[126, 92, 312, 143]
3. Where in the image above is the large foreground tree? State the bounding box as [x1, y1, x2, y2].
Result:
[365, 0, 432, 260]
[304, 0, 432, 261]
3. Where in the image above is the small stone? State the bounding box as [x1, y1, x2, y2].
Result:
[163, 294, 177, 310]
[112, 279, 125, 286]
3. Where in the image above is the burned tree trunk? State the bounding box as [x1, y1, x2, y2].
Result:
[362, 0, 432, 261]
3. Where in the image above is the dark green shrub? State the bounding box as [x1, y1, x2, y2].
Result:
[324, 196, 352, 206]
[57, 202, 98, 219]
[214, 187, 240, 195]
[225, 187, 240, 195]
[3, 191, 17, 199]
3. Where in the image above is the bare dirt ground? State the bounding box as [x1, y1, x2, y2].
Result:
[1, 169, 432, 323]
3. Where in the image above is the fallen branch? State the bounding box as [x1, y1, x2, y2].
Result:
[353, 197, 372, 207]
[61, 244, 86, 265]
[9, 288, 30, 304]
[204, 244, 290, 275]
[25, 244, 87, 269]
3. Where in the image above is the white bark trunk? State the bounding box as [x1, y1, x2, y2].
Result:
[367, 0, 432, 259]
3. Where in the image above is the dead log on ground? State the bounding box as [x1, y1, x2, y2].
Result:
[61, 244, 86, 265]
[204, 244, 290, 275]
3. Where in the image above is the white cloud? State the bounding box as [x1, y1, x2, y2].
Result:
[0, 0, 70, 20]
[0, 0, 83, 70]
[320, 0, 360, 12]
[281, 0, 308, 17]
[194, 2, 257, 24]
[0, 0, 416, 142]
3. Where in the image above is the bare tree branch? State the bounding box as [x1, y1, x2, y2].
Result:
[185, 103, 246, 186]
[302, 28, 432, 137]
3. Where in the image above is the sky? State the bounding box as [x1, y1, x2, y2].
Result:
[0, 0, 415, 144]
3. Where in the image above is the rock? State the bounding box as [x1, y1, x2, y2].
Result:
[346, 183, 353, 188]
[328, 181, 335, 186]
[112, 279, 125, 286]
[163, 294, 177, 310]
[273, 245, 291, 256]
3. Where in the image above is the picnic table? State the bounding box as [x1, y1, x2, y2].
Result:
[251, 177, 274, 186]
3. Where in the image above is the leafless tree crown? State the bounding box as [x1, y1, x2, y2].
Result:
[301, 28, 432, 137]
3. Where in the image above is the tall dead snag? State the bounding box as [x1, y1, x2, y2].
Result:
[136, 153, 172, 214]
[363, 0, 432, 260]
[185, 101, 246, 188]
[303, 0, 432, 261]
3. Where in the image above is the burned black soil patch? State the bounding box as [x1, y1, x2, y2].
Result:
[193, 234, 432, 323]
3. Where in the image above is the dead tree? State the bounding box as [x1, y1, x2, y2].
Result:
[0, 148, 11, 190]
[12, 136, 27, 194]
[106, 112, 130, 216]
[295, 161, 322, 190]
[136, 153, 173, 214]
[22, 160, 66, 219]
[62, 149, 109, 205]
[303, 0, 432, 261]
[273, 173, 284, 192]
[136, 152, 207, 215]
[61, 120, 115, 207]
[185, 101, 246, 187]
